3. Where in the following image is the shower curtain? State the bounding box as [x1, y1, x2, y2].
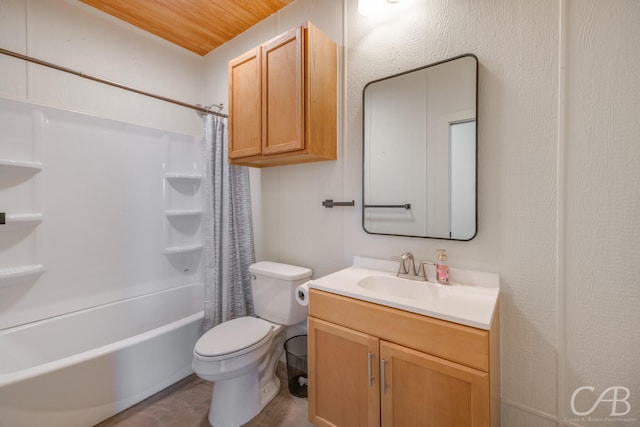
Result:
[202, 114, 256, 332]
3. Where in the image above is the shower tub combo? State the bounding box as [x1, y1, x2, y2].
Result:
[0, 282, 203, 427]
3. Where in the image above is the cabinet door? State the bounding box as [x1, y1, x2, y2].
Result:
[228, 47, 262, 158]
[309, 317, 380, 427]
[380, 341, 489, 427]
[261, 26, 304, 155]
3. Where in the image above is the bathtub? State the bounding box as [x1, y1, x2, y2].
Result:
[0, 282, 204, 427]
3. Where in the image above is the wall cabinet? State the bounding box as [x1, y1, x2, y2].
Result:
[308, 289, 500, 427]
[228, 21, 337, 167]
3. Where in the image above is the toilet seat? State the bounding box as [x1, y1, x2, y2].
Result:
[194, 317, 273, 360]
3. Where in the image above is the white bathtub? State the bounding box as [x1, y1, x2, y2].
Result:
[0, 282, 204, 427]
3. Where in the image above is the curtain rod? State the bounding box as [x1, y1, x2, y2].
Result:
[0, 47, 227, 118]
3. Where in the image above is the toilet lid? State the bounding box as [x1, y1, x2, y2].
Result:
[195, 317, 273, 357]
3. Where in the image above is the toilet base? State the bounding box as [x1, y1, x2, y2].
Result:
[209, 369, 258, 427]
[260, 374, 281, 411]
[207, 369, 281, 427]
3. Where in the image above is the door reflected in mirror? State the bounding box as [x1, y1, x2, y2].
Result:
[363, 54, 477, 240]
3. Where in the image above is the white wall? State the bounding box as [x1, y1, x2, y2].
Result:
[564, 0, 640, 425]
[205, 0, 640, 426]
[0, 0, 203, 134]
[203, 0, 345, 274]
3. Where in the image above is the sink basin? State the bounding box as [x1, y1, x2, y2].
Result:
[357, 275, 445, 301]
[307, 257, 500, 330]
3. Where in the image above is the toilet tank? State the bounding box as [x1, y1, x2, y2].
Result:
[249, 261, 312, 325]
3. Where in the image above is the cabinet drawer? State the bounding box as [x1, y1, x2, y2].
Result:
[309, 289, 489, 372]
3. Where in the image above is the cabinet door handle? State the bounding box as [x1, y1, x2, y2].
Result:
[367, 352, 374, 387]
[380, 359, 387, 394]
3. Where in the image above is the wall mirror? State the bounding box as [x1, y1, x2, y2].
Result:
[362, 54, 477, 240]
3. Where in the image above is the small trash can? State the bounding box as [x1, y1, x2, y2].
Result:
[284, 335, 308, 398]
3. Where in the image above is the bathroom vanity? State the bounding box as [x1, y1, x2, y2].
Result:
[306, 257, 500, 427]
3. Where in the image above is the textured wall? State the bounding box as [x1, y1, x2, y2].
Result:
[346, 0, 560, 424]
[563, 0, 640, 425]
[206, 1, 640, 425]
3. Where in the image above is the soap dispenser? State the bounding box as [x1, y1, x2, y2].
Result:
[436, 249, 449, 284]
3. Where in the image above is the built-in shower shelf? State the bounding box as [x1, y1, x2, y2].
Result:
[0, 158, 43, 172]
[0, 264, 46, 281]
[164, 172, 202, 181]
[165, 209, 203, 217]
[164, 244, 203, 254]
[2, 213, 44, 224]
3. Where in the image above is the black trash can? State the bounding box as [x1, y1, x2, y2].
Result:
[284, 335, 308, 398]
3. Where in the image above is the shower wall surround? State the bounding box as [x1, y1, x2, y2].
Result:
[0, 97, 203, 330]
[0, 0, 205, 331]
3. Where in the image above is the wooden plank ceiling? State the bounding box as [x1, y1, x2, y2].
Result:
[80, 0, 295, 56]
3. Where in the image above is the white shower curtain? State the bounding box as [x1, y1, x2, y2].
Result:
[202, 114, 255, 332]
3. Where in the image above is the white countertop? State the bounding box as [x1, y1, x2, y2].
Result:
[307, 256, 500, 330]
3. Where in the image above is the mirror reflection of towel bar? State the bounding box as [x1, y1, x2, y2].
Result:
[364, 204, 411, 210]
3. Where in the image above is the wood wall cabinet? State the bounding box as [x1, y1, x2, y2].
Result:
[228, 21, 337, 167]
[308, 289, 500, 427]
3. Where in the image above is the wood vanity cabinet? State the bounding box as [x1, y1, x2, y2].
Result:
[308, 289, 500, 427]
[228, 21, 337, 167]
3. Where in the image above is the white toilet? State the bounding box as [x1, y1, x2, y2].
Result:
[192, 261, 312, 427]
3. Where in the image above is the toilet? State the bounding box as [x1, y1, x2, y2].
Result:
[192, 261, 312, 427]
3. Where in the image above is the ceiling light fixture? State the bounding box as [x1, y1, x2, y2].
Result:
[358, 0, 400, 16]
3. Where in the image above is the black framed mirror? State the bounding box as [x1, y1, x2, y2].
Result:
[362, 54, 478, 240]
